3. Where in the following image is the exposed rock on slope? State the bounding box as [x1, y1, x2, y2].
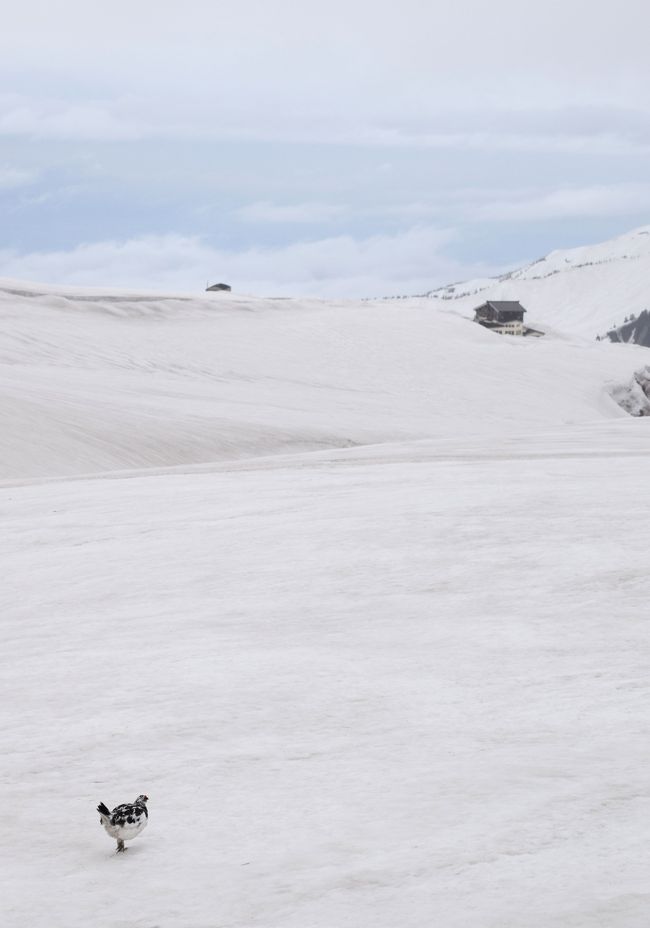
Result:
[606, 309, 650, 347]
[608, 366, 650, 416]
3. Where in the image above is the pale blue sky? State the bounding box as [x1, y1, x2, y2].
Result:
[1, 0, 649, 295]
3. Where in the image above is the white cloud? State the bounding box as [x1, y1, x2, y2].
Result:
[0, 165, 36, 189]
[0, 227, 505, 298]
[3, 90, 650, 156]
[2, 0, 649, 117]
[0, 94, 147, 141]
[471, 184, 650, 222]
[361, 183, 650, 226]
[236, 201, 347, 224]
[1, 2, 649, 278]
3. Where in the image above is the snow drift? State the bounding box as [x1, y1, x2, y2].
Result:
[0, 277, 646, 480]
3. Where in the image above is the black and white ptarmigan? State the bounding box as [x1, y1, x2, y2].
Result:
[97, 794, 149, 852]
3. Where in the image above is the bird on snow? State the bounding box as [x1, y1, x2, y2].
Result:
[97, 794, 149, 852]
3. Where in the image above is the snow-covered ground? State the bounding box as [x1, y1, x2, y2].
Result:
[427, 225, 650, 339]
[2, 273, 650, 927]
[0, 279, 646, 480]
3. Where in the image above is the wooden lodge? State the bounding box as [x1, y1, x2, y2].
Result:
[473, 300, 542, 337]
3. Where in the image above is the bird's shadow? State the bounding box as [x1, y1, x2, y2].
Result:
[114, 844, 145, 858]
[90, 843, 146, 861]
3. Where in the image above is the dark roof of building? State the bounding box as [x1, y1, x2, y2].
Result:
[206, 282, 231, 291]
[480, 300, 526, 314]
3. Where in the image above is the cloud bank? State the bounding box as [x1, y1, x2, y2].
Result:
[0, 227, 504, 298]
[1, 0, 649, 292]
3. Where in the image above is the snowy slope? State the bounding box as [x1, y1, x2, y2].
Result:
[3, 271, 650, 927]
[4, 424, 650, 928]
[427, 225, 650, 339]
[0, 278, 647, 480]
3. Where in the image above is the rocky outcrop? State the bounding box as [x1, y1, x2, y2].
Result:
[609, 366, 650, 416]
[606, 309, 650, 347]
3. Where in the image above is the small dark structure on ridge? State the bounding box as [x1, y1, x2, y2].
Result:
[473, 300, 543, 337]
[206, 282, 231, 292]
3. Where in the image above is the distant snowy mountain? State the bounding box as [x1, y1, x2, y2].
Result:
[426, 225, 650, 339]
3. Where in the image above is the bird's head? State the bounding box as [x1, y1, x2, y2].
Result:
[136, 794, 149, 804]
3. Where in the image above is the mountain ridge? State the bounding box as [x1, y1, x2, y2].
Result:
[425, 224, 650, 339]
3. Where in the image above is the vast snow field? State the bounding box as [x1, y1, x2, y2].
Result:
[2, 275, 650, 927]
[0, 279, 646, 480]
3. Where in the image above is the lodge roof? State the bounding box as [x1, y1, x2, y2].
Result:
[480, 300, 527, 314]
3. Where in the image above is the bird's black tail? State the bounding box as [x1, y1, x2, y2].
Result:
[97, 802, 110, 817]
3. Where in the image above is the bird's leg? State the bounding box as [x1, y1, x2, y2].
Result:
[116, 839, 126, 853]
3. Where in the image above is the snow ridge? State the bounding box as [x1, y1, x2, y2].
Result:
[0, 267, 647, 480]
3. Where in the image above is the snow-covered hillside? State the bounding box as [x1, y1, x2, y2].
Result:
[0, 279, 646, 480]
[3, 271, 650, 927]
[427, 225, 650, 339]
